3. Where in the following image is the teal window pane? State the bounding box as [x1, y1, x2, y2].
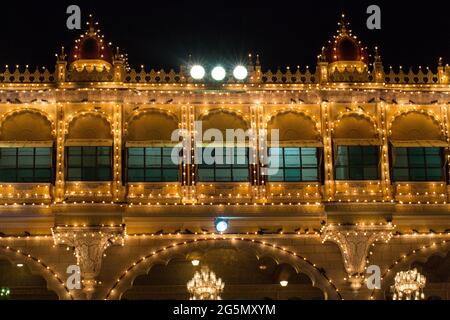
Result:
[198, 169, 214, 181]
[302, 168, 318, 181]
[145, 169, 162, 182]
[83, 156, 96, 167]
[197, 147, 249, 182]
[215, 169, 232, 181]
[128, 148, 144, 156]
[335, 167, 347, 180]
[66, 146, 112, 181]
[284, 169, 301, 182]
[128, 169, 145, 181]
[0, 169, 16, 181]
[162, 169, 179, 182]
[232, 168, 248, 181]
[0, 147, 52, 182]
[335, 146, 379, 180]
[393, 147, 444, 181]
[67, 168, 81, 180]
[128, 155, 144, 167]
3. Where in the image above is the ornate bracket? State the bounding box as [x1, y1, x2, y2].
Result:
[321, 223, 393, 291]
[52, 225, 125, 299]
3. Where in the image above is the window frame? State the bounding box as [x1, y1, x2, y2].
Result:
[334, 145, 380, 181]
[126, 147, 180, 182]
[391, 146, 445, 182]
[266, 147, 321, 182]
[65, 146, 113, 181]
[197, 147, 250, 182]
[0, 147, 53, 183]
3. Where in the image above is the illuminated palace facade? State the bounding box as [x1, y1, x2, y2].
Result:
[0, 15, 449, 300]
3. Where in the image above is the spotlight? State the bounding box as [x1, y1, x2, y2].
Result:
[233, 65, 248, 80]
[190, 65, 205, 80]
[211, 66, 226, 81]
[191, 259, 200, 266]
[280, 280, 288, 287]
[215, 218, 229, 232]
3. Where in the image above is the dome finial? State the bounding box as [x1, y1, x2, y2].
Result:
[87, 14, 96, 36]
[339, 12, 349, 35]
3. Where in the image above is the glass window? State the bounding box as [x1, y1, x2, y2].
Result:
[335, 146, 380, 180]
[127, 147, 179, 182]
[0, 147, 53, 182]
[197, 147, 249, 182]
[392, 147, 444, 181]
[66, 146, 112, 181]
[267, 147, 319, 182]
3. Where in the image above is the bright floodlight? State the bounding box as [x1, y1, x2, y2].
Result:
[211, 66, 226, 81]
[190, 65, 205, 80]
[233, 65, 248, 80]
[215, 218, 229, 232]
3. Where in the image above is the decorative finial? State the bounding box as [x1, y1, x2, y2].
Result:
[338, 12, 348, 34]
[58, 46, 67, 61]
[374, 46, 381, 62]
[255, 54, 260, 66]
[87, 14, 96, 35]
[438, 57, 443, 67]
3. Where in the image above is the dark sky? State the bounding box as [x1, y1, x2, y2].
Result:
[0, 0, 448, 71]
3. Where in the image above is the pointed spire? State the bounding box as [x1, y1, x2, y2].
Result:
[338, 12, 349, 35]
[87, 14, 96, 36]
[255, 54, 260, 66]
[58, 46, 67, 61]
[374, 46, 381, 62]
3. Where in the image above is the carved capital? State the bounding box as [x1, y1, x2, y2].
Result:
[52, 225, 125, 299]
[321, 224, 393, 291]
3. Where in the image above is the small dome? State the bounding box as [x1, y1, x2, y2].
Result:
[69, 15, 113, 71]
[322, 14, 368, 64]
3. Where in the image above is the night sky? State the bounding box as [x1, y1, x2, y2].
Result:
[0, 0, 448, 71]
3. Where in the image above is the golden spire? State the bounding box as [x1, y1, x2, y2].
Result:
[338, 13, 349, 35]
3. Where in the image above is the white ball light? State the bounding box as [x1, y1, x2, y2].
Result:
[280, 280, 288, 287]
[233, 65, 248, 80]
[190, 65, 205, 80]
[215, 219, 228, 232]
[211, 66, 226, 81]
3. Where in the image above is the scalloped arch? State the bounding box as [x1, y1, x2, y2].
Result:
[389, 110, 445, 141]
[332, 112, 379, 139]
[267, 110, 321, 141]
[199, 109, 250, 134]
[125, 108, 180, 141]
[105, 238, 341, 300]
[66, 112, 113, 140]
[0, 109, 55, 141]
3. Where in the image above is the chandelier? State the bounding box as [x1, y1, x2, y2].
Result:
[391, 268, 426, 300]
[187, 266, 224, 300]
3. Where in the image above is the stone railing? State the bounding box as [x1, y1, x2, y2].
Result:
[0, 66, 55, 83]
[384, 67, 440, 84]
[124, 68, 186, 83]
[260, 67, 318, 84]
[0, 64, 446, 85]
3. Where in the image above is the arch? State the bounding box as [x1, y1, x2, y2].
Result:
[267, 111, 320, 142]
[125, 109, 179, 142]
[332, 113, 379, 140]
[0, 109, 54, 141]
[66, 112, 113, 140]
[369, 238, 449, 300]
[199, 109, 250, 137]
[105, 238, 341, 300]
[122, 248, 325, 300]
[390, 111, 445, 141]
[0, 245, 73, 300]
